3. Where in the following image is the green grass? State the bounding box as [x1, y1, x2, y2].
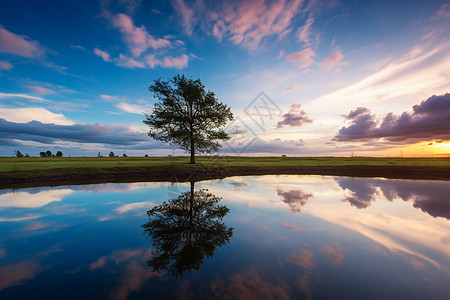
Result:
[1, 156, 449, 173]
[1, 156, 449, 188]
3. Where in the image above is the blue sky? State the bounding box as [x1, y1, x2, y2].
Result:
[0, 0, 449, 157]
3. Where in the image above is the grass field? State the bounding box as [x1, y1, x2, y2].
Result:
[1, 156, 450, 188]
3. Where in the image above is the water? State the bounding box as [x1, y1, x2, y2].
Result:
[0, 175, 449, 299]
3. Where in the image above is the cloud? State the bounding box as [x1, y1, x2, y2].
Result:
[282, 84, 305, 93]
[228, 181, 249, 190]
[0, 107, 73, 124]
[111, 13, 171, 57]
[114, 201, 155, 214]
[0, 189, 73, 208]
[281, 223, 305, 231]
[345, 107, 370, 120]
[336, 177, 450, 220]
[286, 48, 315, 68]
[338, 177, 378, 209]
[286, 248, 314, 269]
[277, 103, 313, 128]
[113, 53, 146, 68]
[0, 261, 43, 291]
[26, 86, 56, 95]
[172, 0, 303, 50]
[335, 93, 450, 143]
[297, 17, 314, 45]
[115, 102, 151, 114]
[319, 242, 349, 263]
[276, 188, 314, 214]
[0, 92, 51, 103]
[209, 269, 291, 300]
[319, 49, 348, 71]
[162, 54, 189, 68]
[94, 48, 111, 62]
[0, 27, 45, 58]
[0, 118, 151, 146]
[0, 60, 13, 70]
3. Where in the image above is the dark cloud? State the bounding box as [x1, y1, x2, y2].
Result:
[335, 177, 378, 209]
[277, 104, 313, 128]
[336, 177, 450, 219]
[345, 107, 370, 119]
[0, 118, 158, 147]
[277, 188, 314, 213]
[335, 93, 450, 142]
[228, 182, 249, 190]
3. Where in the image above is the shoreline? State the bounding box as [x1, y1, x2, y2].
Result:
[1, 163, 449, 189]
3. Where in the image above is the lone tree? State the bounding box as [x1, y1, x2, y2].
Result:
[144, 74, 233, 164]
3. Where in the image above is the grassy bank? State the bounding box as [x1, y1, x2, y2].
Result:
[1, 156, 449, 189]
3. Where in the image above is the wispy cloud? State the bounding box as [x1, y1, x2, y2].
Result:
[94, 48, 111, 62]
[0, 60, 13, 70]
[113, 53, 146, 68]
[115, 102, 151, 114]
[297, 17, 315, 45]
[286, 48, 315, 68]
[26, 86, 56, 95]
[0, 92, 51, 103]
[172, 0, 304, 50]
[319, 49, 348, 72]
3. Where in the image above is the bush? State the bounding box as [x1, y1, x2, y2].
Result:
[40, 152, 46, 157]
[109, 151, 115, 157]
[122, 153, 128, 157]
[46, 150, 52, 157]
[145, 154, 149, 157]
[56, 151, 63, 157]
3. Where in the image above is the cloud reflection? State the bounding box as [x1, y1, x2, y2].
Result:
[336, 177, 450, 219]
[277, 188, 314, 213]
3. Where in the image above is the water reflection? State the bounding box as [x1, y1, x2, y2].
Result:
[142, 182, 233, 277]
[337, 177, 450, 219]
[0, 176, 449, 299]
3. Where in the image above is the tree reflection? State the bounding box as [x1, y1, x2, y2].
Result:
[142, 182, 233, 277]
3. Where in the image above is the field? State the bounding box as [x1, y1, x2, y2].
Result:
[1, 156, 450, 188]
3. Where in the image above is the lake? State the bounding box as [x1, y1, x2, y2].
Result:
[0, 175, 449, 299]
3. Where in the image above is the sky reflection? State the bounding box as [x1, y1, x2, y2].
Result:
[0, 176, 449, 299]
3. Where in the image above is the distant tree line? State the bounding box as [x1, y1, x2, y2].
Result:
[14, 150, 63, 157]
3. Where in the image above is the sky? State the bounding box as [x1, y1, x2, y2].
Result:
[0, 0, 449, 157]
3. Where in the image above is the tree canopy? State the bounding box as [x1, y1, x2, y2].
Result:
[143, 74, 233, 164]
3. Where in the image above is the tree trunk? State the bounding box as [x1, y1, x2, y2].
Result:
[189, 123, 195, 164]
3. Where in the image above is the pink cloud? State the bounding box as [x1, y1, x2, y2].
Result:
[281, 223, 305, 231]
[298, 17, 314, 45]
[26, 86, 56, 95]
[114, 54, 146, 68]
[0, 27, 45, 58]
[319, 242, 349, 263]
[286, 249, 314, 269]
[94, 48, 111, 62]
[286, 48, 315, 68]
[162, 54, 189, 68]
[111, 13, 171, 57]
[172, 0, 303, 50]
[319, 49, 348, 71]
[282, 84, 305, 93]
[436, 4, 450, 19]
[0, 60, 13, 70]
